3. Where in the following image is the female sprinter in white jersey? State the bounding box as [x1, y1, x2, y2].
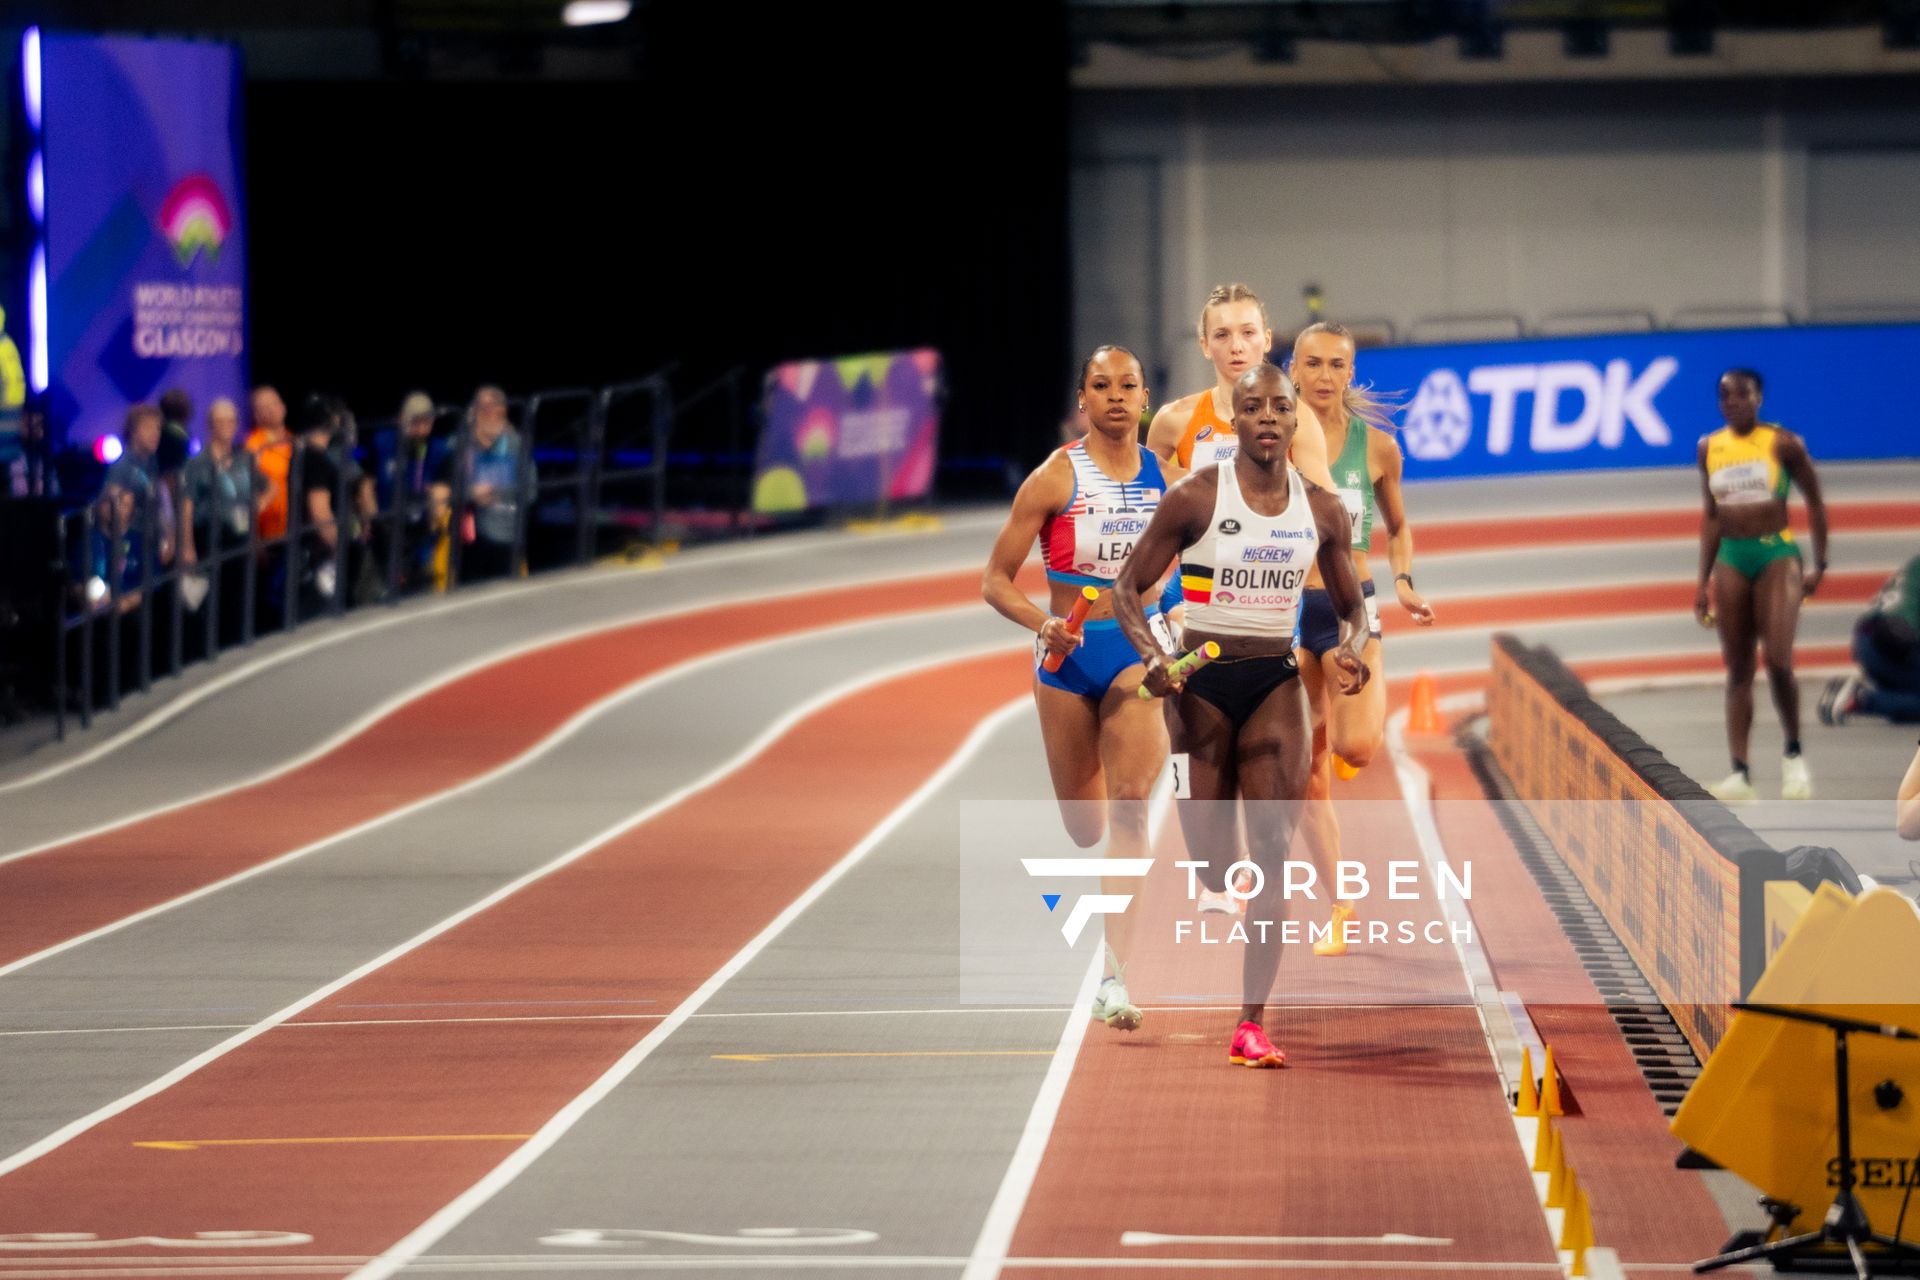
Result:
[1144, 283, 1337, 912]
[983, 345, 1180, 1034]
[1115, 364, 1369, 1068]
[1288, 322, 1435, 954]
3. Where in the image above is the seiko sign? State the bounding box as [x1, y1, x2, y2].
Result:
[1402, 358, 1677, 462]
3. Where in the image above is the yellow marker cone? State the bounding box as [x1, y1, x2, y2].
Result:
[1546, 1140, 1571, 1209]
[1516, 1046, 1539, 1117]
[1559, 1170, 1590, 1249]
[1540, 1045, 1565, 1117]
[1333, 754, 1360, 781]
[1532, 1114, 1556, 1174]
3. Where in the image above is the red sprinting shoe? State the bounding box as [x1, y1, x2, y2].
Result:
[1228, 1020, 1286, 1068]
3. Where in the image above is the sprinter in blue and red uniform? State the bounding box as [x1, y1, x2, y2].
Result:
[983, 345, 1180, 1035]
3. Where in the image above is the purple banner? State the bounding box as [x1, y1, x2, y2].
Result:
[32, 32, 246, 448]
[754, 349, 943, 513]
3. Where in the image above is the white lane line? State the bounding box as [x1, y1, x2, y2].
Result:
[959, 786, 1175, 1280]
[0, 557, 988, 852]
[0, 508, 1003, 796]
[0, 645, 1020, 1182]
[0, 605, 990, 982]
[349, 697, 1032, 1280]
[1385, 709, 1566, 1270]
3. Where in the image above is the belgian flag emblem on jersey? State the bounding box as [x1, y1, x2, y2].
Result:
[1180, 562, 1213, 605]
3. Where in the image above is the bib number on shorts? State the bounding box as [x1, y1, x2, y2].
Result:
[1168, 752, 1191, 799]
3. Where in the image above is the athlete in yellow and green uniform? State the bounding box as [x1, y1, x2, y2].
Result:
[1694, 368, 1828, 803]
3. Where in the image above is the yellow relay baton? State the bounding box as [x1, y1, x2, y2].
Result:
[1137, 641, 1221, 699]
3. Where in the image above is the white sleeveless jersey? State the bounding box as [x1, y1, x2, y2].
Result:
[1178, 464, 1318, 640]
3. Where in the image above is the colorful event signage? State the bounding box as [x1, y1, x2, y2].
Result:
[1350, 324, 1918, 480]
[754, 349, 943, 513]
[26, 31, 246, 448]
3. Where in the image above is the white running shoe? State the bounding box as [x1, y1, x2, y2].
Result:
[1197, 886, 1237, 914]
[1781, 754, 1814, 801]
[1197, 867, 1253, 915]
[1091, 976, 1142, 1031]
[1706, 770, 1756, 804]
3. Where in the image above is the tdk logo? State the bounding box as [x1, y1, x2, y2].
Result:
[1403, 358, 1677, 461]
[1241, 545, 1295, 564]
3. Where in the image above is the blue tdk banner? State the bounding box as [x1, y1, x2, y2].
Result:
[1350, 325, 1920, 479]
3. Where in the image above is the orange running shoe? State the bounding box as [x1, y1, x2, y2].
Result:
[1229, 1020, 1286, 1068]
[1313, 901, 1356, 957]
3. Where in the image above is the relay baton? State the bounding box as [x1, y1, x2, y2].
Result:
[1138, 641, 1222, 699]
[1042, 586, 1101, 673]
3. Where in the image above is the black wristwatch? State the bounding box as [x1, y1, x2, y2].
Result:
[1395, 573, 1415, 588]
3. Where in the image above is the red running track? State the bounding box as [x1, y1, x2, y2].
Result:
[0, 569, 1026, 970]
[0, 651, 1030, 1264]
[1004, 728, 1561, 1275]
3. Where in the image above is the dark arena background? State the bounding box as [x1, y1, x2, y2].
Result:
[0, 3, 1918, 1279]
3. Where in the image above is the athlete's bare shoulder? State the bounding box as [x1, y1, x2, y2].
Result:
[1158, 460, 1219, 540]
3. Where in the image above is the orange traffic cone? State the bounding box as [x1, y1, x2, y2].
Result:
[1540, 1045, 1565, 1117]
[1546, 1141, 1571, 1209]
[1406, 672, 1444, 734]
[1516, 1046, 1540, 1118]
[1532, 1114, 1556, 1174]
[1560, 1171, 1591, 1250]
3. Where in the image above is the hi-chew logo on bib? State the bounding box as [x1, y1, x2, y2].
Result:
[1242, 545, 1296, 564]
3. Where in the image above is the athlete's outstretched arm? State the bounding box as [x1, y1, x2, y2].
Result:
[1694, 438, 1720, 626]
[1309, 485, 1369, 695]
[1372, 429, 1434, 624]
[1779, 431, 1828, 596]
[1114, 473, 1211, 692]
[982, 454, 1081, 661]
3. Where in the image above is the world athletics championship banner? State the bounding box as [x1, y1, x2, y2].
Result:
[1356, 323, 1919, 480]
[40, 33, 246, 447]
[754, 349, 943, 514]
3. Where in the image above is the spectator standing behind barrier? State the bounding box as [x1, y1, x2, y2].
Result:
[432, 385, 531, 583]
[371, 391, 446, 594]
[157, 388, 194, 479]
[102, 403, 175, 570]
[1820, 554, 1920, 727]
[246, 386, 294, 628]
[179, 397, 262, 642]
[294, 394, 344, 613]
[245, 386, 293, 542]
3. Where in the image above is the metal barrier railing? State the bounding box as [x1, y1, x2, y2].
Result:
[39, 361, 739, 741]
